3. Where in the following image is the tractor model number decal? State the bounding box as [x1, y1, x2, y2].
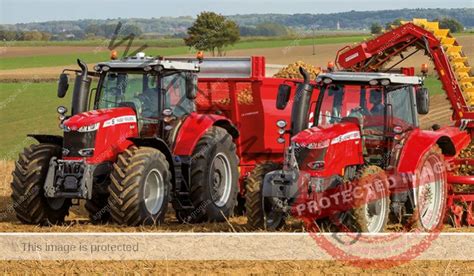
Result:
[330, 131, 360, 145]
[103, 116, 137, 128]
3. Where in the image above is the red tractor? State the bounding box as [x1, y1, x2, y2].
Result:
[11, 54, 298, 226]
[246, 67, 469, 232]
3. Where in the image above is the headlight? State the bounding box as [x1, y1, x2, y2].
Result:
[78, 122, 100, 132]
[323, 78, 333, 84]
[369, 79, 379, 86]
[380, 79, 390, 86]
[276, 120, 287, 128]
[57, 106, 67, 114]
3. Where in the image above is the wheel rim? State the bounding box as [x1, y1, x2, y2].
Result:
[209, 153, 232, 207]
[143, 169, 165, 215]
[417, 155, 445, 230]
[363, 183, 388, 233]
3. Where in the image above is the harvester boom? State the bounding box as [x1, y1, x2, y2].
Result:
[336, 19, 474, 126]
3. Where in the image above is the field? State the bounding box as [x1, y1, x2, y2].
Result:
[0, 33, 473, 273]
[0, 35, 368, 70]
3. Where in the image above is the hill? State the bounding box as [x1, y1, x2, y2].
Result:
[0, 8, 472, 39]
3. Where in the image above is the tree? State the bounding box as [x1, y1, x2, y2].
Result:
[370, 23, 383, 35]
[438, 18, 464, 33]
[184, 12, 240, 56]
[385, 18, 403, 30]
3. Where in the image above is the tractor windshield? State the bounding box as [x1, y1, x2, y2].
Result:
[315, 83, 417, 132]
[315, 84, 385, 128]
[96, 71, 194, 118]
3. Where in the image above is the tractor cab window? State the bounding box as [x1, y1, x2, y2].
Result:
[386, 86, 417, 129]
[161, 72, 194, 117]
[317, 84, 384, 127]
[97, 72, 159, 119]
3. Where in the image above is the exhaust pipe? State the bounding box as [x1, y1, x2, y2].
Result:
[71, 59, 91, 115]
[290, 67, 313, 135]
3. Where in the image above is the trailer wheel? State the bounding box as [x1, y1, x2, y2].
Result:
[352, 166, 390, 232]
[11, 143, 71, 225]
[189, 127, 239, 222]
[245, 162, 285, 230]
[409, 146, 447, 231]
[108, 146, 171, 226]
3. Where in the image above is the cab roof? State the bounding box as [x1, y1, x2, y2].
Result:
[317, 71, 422, 85]
[95, 53, 199, 72]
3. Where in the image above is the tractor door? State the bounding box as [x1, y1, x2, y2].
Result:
[160, 72, 196, 145]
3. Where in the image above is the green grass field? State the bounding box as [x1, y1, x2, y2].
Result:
[0, 76, 445, 159]
[0, 82, 70, 159]
[0, 36, 368, 70]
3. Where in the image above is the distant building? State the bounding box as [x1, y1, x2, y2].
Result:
[336, 21, 341, 30]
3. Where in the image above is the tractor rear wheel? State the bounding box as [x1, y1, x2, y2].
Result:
[188, 127, 239, 222]
[11, 143, 71, 225]
[108, 146, 171, 226]
[351, 166, 390, 233]
[409, 146, 447, 231]
[245, 162, 285, 230]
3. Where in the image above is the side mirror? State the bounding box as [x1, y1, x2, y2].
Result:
[276, 84, 291, 110]
[416, 87, 429, 115]
[186, 73, 198, 99]
[57, 73, 69, 98]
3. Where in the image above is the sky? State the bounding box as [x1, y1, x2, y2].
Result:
[0, 0, 472, 24]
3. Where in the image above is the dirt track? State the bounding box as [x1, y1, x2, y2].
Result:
[0, 260, 472, 274]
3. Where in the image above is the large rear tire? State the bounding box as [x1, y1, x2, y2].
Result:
[409, 146, 447, 231]
[11, 143, 71, 225]
[108, 146, 171, 226]
[245, 163, 285, 230]
[187, 127, 239, 222]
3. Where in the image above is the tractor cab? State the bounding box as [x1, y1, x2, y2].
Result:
[310, 71, 427, 169]
[59, 53, 199, 140]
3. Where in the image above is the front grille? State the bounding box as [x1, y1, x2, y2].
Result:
[63, 131, 96, 157]
[296, 148, 327, 166]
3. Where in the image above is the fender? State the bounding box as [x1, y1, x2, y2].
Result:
[28, 134, 63, 146]
[173, 112, 238, 156]
[397, 126, 470, 173]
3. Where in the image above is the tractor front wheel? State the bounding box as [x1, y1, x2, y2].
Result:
[11, 143, 71, 225]
[351, 166, 390, 233]
[108, 146, 171, 226]
[245, 163, 285, 230]
[188, 127, 239, 222]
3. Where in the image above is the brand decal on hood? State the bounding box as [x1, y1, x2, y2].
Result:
[103, 116, 137, 128]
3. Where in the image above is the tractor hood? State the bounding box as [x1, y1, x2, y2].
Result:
[64, 107, 137, 130]
[291, 122, 361, 148]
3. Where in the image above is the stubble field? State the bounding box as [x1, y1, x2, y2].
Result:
[0, 34, 473, 273]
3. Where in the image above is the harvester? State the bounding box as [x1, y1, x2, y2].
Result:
[11, 54, 304, 225]
[246, 19, 474, 231]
